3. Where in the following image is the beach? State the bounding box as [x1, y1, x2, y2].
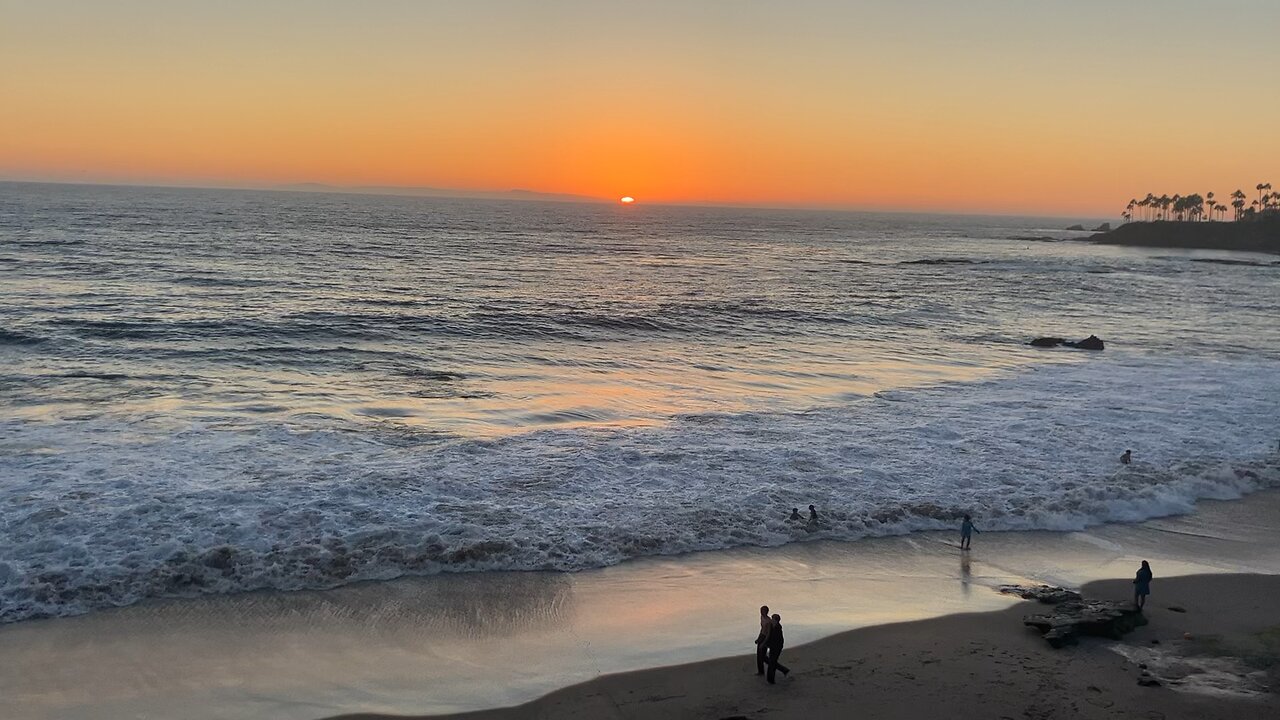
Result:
[3, 185, 1279, 720]
[4, 491, 1279, 720]
[363, 574, 1280, 720]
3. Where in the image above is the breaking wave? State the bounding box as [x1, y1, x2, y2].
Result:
[1, 354, 1277, 623]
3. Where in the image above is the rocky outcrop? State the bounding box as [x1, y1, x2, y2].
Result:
[1003, 584, 1150, 648]
[1000, 584, 1082, 604]
[1065, 224, 1087, 231]
[1024, 598, 1149, 648]
[1029, 335, 1105, 350]
[1093, 216, 1280, 254]
[1091, 222, 1111, 232]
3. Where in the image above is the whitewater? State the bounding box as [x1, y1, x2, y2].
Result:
[1, 182, 1278, 623]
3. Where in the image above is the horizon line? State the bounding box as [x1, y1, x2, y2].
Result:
[0, 177, 1113, 222]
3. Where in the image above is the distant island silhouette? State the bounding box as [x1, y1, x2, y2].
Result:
[1093, 182, 1279, 254]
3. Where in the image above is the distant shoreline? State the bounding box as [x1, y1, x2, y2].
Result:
[1093, 217, 1280, 255]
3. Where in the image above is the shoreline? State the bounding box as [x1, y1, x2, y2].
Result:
[3, 491, 1280, 719]
[348, 574, 1280, 720]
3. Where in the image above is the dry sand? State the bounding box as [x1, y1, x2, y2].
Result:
[333, 574, 1280, 720]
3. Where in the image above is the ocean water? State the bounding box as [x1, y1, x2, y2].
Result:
[1, 182, 1278, 623]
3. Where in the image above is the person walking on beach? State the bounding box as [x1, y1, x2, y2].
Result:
[764, 613, 790, 683]
[754, 605, 772, 674]
[960, 514, 979, 550]
[1120, 449, 1132, 465]
[1133, 560, 1153, 610]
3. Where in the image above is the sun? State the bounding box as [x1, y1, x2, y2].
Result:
[619, 196, 635, 204]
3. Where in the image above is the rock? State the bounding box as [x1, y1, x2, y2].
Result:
[1137, 675, 1162, 687]
[1000, 584, 1081, 604]
[1066, 224, 1087, 231]
[1024, 597, 1149, 648]
[1029, 335, 1105, 350]
[1092, 222, 1112, 232]
[1064, 335, 1105, 350]
[1029, 337, 1067, 348]
[1151, 639, 1161, 645]
[1167, 606, 1186, 613]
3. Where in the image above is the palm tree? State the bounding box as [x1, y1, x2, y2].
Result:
[1231, 189, 1247, 220]
[1214, 203, 1228, 221]
[1125, 198, 1137, 222]
[1205, 191, 1215, 221]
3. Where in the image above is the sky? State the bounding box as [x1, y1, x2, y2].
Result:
[2, 0, 1277, 216]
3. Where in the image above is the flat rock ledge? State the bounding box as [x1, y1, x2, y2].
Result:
[1002, 585, 1149, 648]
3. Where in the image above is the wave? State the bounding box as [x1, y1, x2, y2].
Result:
[899, 258, 985, 265]
[1, 354, 1277, 623]
[37, 301, 880, 348]
[0, 328, 44, 345]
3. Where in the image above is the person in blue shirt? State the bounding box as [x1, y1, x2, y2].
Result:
[960, 514, 980, 550]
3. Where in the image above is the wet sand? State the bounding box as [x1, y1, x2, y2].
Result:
[340, 574, 1280, 720]
[3, 492, 1280, 720]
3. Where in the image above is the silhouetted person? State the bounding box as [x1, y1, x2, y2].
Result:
[1133, 560, 1153, 610]
[960, 514, 979, 550]
[789, 508, 802, 522]
[1120, 449, 1132, 465]
[754, 605, 772, 674]
[808, 505, 819, 524]
[764, 613, 790, 683]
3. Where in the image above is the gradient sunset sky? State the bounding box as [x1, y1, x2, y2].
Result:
[2, 1, 1277, 215]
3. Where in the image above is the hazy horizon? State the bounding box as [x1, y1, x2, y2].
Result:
[0, 178, 1122, 221]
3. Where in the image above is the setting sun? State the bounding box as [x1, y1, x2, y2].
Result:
[620, 196, 635, 204]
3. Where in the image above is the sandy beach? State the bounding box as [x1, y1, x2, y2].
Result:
[336, 574, 1280, 720]
[2, 491, 1278, 720]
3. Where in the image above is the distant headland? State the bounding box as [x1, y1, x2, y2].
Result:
[1092, 183, 1279, 254]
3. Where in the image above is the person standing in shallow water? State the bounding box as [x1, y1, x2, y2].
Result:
[1133, 560, 1153, 610]
[764, 613, 790, 684]
[754, 605, 772, 675]
[960, 514, 980, 550]
[1121, 449, 1132, 465]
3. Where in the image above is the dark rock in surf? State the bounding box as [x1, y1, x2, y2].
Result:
[1065, 224, 1087, 231]
[1029, 337, 1067, 348]
[1092, 222, 1112, 232]
[1066, 335, 1105, 350]
[1029, 335, 1105, 350]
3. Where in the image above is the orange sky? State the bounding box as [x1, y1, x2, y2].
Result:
[2, 1, 1277, 216]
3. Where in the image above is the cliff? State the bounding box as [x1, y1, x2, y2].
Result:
[1093, 217, 1280, 254]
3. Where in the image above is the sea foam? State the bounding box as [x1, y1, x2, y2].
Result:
[1, 352, 1277, 623]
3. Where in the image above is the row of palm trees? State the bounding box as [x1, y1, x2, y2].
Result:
[1122, 183, 1276, 222]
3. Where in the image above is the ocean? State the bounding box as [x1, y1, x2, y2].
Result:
[2, 181, 1278, 624]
